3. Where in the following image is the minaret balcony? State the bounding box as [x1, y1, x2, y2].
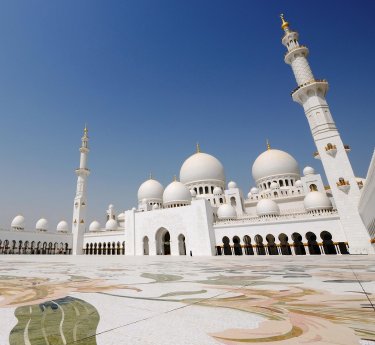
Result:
[313, 151, 321, 159]
[336, 178, 350, 193]
[344, 144, 351, 153]
[75, 168, 90, 176]
[291, 79, 328, 103]
[284, 45, 309, 63]
[357, 180, 364, 189]
[325, 143, 337, 157]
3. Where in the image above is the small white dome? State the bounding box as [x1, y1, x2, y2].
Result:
[11, 215, 25, 230]
[56, 220, 69, 233]
[217, 204, 237, 219]
[132, 207, 137, 211]
[304, 191, 332, 212]
[180, 152, 225, 185]
[247, 192, 252, 199]
[152, 203, 160, 210]
[36, 218, 48, 231]
[303, 166, 315, 176]
[163, 180, 192, 206]
[252, 149, 300, 182]
[137, 178, 164, 202]
[256, 199, 280, 217]
[213, 187, 222, 195]
[108, 204, 114, 210]
[270, 182, 279, 189]
[228, 181, 237, 189]
[105, 219, 118, 231]
[190, 189, 197, 197]
[295, 180, 303, 188]
[250, 187, 259, 194]
[89, 220, 101, 232]
[117, 212, 125, 221]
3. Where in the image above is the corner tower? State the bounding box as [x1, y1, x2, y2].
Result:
[72, 125, 90, 255]
[280, 15, 373, 254]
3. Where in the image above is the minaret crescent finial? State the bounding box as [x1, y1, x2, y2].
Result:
[83, 123, 88, 138]
[280, 13, 289, 31]
[196, 142, 201, 153]
[266, 139, 271, 150]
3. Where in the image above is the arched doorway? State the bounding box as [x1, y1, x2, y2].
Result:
[292, 232, 306, 255]
[143, 236, 149, 255]
[321, 231, 337, 254]
[233, 236, 243, 255]
[155, 228, 171, 255]
[222, 236, 232, 255]
[255, 235, 266, 255]
[278, 233, 291, 255]
[243, 235, 254, 255]
[306, 232, 321, 255]
[178, 234, 186, 255]
[266, 234, 278, 255]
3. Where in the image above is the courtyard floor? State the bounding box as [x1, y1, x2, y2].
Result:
[0, 255, 374, 345]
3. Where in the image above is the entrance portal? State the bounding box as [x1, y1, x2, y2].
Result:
[155, 228, 171, 255]
[178, 234, 186, 255]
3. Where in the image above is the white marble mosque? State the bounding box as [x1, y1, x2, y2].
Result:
[1, 16, 375, 257]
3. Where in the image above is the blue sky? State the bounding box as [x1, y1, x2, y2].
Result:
[0, 0, 374, 230]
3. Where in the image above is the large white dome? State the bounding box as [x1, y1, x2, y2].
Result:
[252, 149, 300, 182]
[89, 220, 101, 232]
[56, 220, 69, 233]
[256, 199, 280, 217]
[138, 178, 164, 202]
[304, 191, 332, 212]
[180, 152, 225, 185]
[217, 204, 237, 219]
[11, 215, 25, 230]
[303, 166, 315, 176]
[36, 218, 48, 232]
[163, 181, 192, 206]
[105, 219, 118, 231]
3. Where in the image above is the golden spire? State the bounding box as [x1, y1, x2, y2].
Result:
[83, 123, 88, 138]
[196, 142, 201, 153]
[280, 13, 289, 30]
[266, 139, 271, 150]
[173, 175, 177, 182]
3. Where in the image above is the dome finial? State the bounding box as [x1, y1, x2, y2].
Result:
[83, 123, 88, 137]
[149, 172, 153, 180]
[196, 142, 201, 153]
[266, 139, 271, 150]
[280, 13, 289, 31]
[173, 175, 177, 182]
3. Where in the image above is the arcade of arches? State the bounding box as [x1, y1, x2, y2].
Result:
[0, 240, 71, 255]
[84, 241, 125, 255]
[217, 231, 349, 256]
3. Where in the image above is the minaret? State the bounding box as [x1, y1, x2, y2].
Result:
[280, 15, 373, 254]
[72, 125, 90, 255]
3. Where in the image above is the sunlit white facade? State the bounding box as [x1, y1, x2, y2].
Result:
[2, 17, 374, 256]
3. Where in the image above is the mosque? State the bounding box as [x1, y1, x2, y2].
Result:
[1, 16, 375, 256]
